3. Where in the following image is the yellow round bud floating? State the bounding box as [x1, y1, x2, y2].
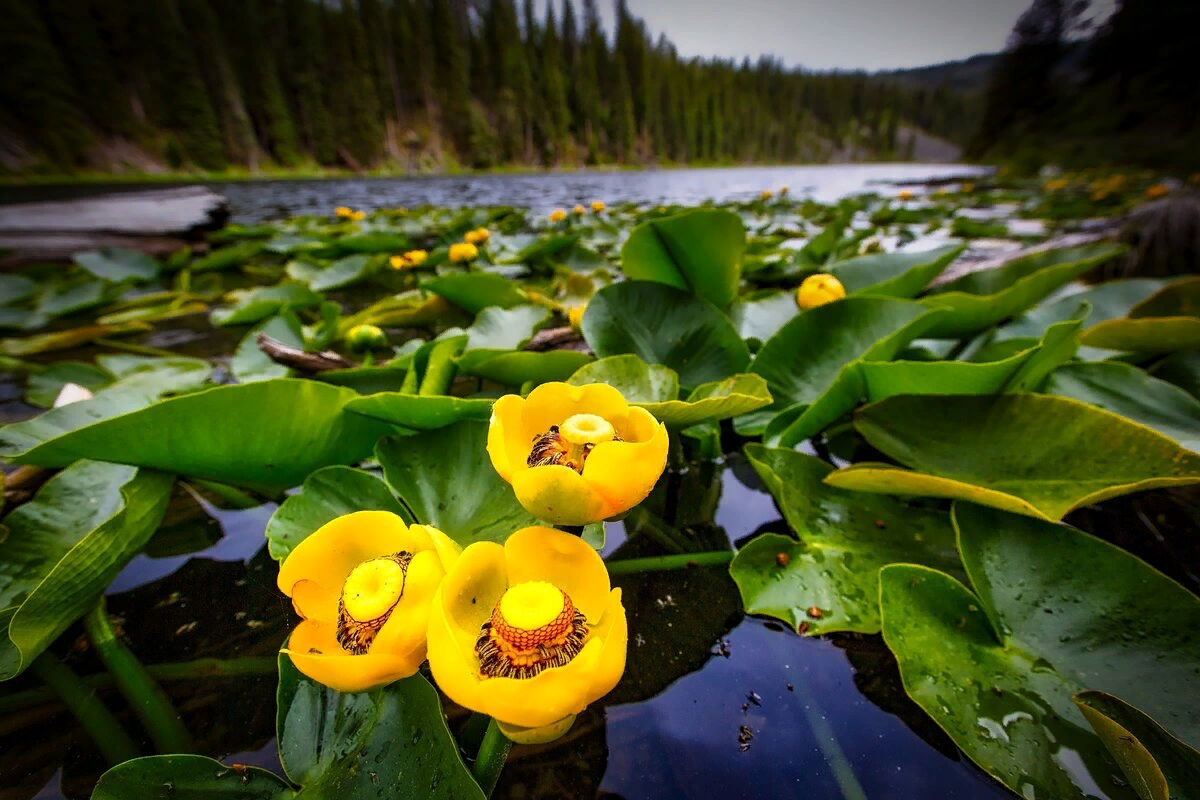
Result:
[796, 273, 846, 310]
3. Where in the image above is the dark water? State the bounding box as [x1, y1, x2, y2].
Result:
[0, 164, 987, 223]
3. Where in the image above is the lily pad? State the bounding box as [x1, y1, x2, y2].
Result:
[36, 277, 111, 317]
[0, 379, 396, 491]
[919, 243, 1124, 338]
[743, 296, 942, 441]
[277, 656, 484, 799]
[0, 462, 173, 680]
[376, 421, 540, 546]
[638, 374, 773, 427]
[583, 281, 750, 389]
[344, 393, 494, 431]
[879, 503, 1200, 800]
[566, 354, 680, 403]
[92, 754, 294, 799]
[190, 241, 266, 272]
[291, 254, 381, 292]
[1075, 691, 1200, 800]
[1079, 318, 1200, 354]
[464, 304, 549, 351]
[0, 274, 36, 306]
[25, 361, 114, 408]
[211, 284, 322, 327]
[729, 291, 800, 347]
[0, 322, 148, 356]
[1044, 361, 1200, 452]
[827, 243, 964, 298]
[232, 315, 305, 383]
[454, 349, 593, 385]
[331, 231, 410, 254]
[826, 393, 1200, 520]
[73, 248, 161, 283]
[998, 278, 1170, 341]
[265, 466, 412, 562]
[422, 273, 529, 314]
[730, 444, 961, 635]
[619, 209, 745, 308]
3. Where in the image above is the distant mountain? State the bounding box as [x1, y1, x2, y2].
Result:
[876, 54, 1001, 92]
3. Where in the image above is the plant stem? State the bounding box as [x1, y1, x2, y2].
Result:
[418, 337, 465, 396]
[187, 479, 262, 509]
[605, 550, 734, 575]
[0, 656, 279, 716]
[83, 598, 193, 754]
[93, 338, 183, 358]
[28, 652, 140, 766]
[472, 718, 512, 797]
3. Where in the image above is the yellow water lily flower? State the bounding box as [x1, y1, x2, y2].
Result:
[349, 210, 366, 221]
[487, 382, 668, 526]
[796, 273, 846, 309]
[549, 209, 568, 223]
[1145, 183, 1170, 200]
[427, 526, 627, 742]
[760, 189, 773, 200]
[573, 204, 586, 216]
[591, 200, 606, 213]
[390, 249, 428, 270]
[449, 242, 478, 263]
[335, 206, 354, 218]
[779, 186, 789, 195]
[465, 228, 491, 245]
[277, 511, 461, 692]
[389, 254, 411, 270]
[898, 190, 913, 200]
[567, 304, 586, 332]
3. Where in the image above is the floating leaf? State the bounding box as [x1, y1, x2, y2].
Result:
[232, 315, 305, 383]
[422, 273, 529, 314]
[567, 354, 679, 403]
[265, 466, 412, 562]
[919, 243, 1124, 338]
[730, 445, 961, 635]
[331, 230, 410, 254]
[293, 254, 381, 292]
[1128, 276, 1200, 318]
[729, 291, 799, 347]
[1152, 351, 1200, 400]
[1075, 691, 1200, 800]
[376, 421, 539, 546]
[344, 393, 494, 430]
[73, 248, 160, 283]
[0, 323, 147, 356]
[0, 462, 173, 680]
[638, 374, 772, 427]
[827, 243, 964, 298]
[879, 503, 1200, 800]
[464, 304, 549, 351]
[211, 284, 322, 327]
[620, 209, 745, 308]
[25, 361, 113, 408]
[0, 380, 396, 491]
[36, 276, 110, 316]
[454, 349, 593, 385]
[1080, 318, 1200, 354]
[277, 657, 484, 799]
[1044, 361, 1200, 451]
[583, 281, 749, 388]
[0, 274, 36, 306]
[190, 241, 266, 272]
[998, 278, 1170, 341]
[93, 754, 294, 799]
[827, 393, 1200, 520]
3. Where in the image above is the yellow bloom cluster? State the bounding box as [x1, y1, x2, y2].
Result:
[389, 250, 429, 270]
[449, 242, 478, 263]
[335, 206, 367, 221]
[464, 228, 490, 245]
[549, 208, 568, 223]
[275, 381, 667, 743]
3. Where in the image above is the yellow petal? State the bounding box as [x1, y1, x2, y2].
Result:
[589, 589, 628, 700]
[289, 578, 338, 624]
[520, 382, 630, 442]
[415, 524, 463, 573]
[437, 541, 509, 662]
[369, 549, 444, 660]
[511, 465, 609, 526]
[476, 637, 604, 727]
[282, 619, 421, 692]
[277, 511, 418, 599]
[497, 715, 577, 744]
[487, 394, 530, 482]
[503, 527, 611, 622]
[427, 584, 489, 714]
[581, 413, 668, 518]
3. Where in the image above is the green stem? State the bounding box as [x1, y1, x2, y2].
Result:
[471, 718, 513, 797]
[93, 338, 183, 358]
[418, 337, 465, 396]
[792, 678, 868, 800]
[605, 550, 734, 575]
[83, 598, 193, 754]
[400, 359, 421, 393]
[187, 479, 262, 509]
[0, 656, 279, 716]
[29, 652, 140, 766]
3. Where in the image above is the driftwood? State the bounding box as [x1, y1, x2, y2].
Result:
[255, 334, 355, 372]
[0, 186, 229, 267]
[524, 326, 591, 353]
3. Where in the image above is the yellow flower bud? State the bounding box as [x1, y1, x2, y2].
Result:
[549, 209, 568, 223]
[449, 242, 479, 263]
[1145, 183, 1170, 200]
[898, 190, 913, 200]
[335, 206, 353, 218]
[403, 249, 427, 267]
[573, 204, 586, 216]
[465, 228, 491, 245]
[345, 323, 389, 351]
[389, 255, 411, 270]
[591, 200, 606, 213]
[568, 304, 586, 332]
[761, 189, 773, 200]
[796, 273, 846, 310]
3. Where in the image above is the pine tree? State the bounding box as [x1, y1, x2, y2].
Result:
[539, 4, 572, 163]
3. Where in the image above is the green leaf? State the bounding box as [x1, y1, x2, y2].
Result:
[464, 304, 549, 351]
[74, 248, 161, 283]
[25, 361, 114, 408]
[582, 281, 749, 388]
[422, 273, 528, 314]
[1044, 361, 1200, 451]
[566, 354, 680, 403]
[331, 231, 410, 254]
[454, 349, 593, 385]
[998, 278, 1170, 341]
[0, 323, 148, 356]
[1080, 318, 1200, 354]
[919, 243, 1124, 338]
[190, 241, 266, 272]
[827, 393, 1200, 520]
[92, 754, 293, 799]
[37, 276, 111, 316]
[376, 421, 539, 546]
[1128, 276, 1200, 318]
[505, 233, 579, 265]
[294, 254, 381, 292]
[730, 445, 961, 635]
[1152, 351, 1200, 399]
[277, 656, 485, 800]
[0, 462, 173, 680]
[639, 374, 773, 427]
[0, 274, 36, 306]
[729, 291, 799, 347]
[828, 243, 964, 298]
[620, 209, 745, 308]
[1075, 691, 1200, 800]
[211, 284, 322, 327]
[879, 504, 1200, 800]
[232, 315, 305, 383]
[0, 379, 396, 491]
[266, 466, 412, 562]
[344, 393, 494, 430]
[744, 296, 943, 441]
[96, 354, 213, 394]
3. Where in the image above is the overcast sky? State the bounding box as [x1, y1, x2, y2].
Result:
[542, 0, 1114, 71]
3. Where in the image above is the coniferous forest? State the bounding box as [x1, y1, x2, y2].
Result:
[0, 0, 977, 176]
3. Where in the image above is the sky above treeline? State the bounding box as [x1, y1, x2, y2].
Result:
[543, 0, 1117, 71]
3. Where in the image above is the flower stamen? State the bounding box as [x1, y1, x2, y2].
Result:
[336, 551, 413, 655]
[475, 582, 588, 679]
[527, 417, 622, 474]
